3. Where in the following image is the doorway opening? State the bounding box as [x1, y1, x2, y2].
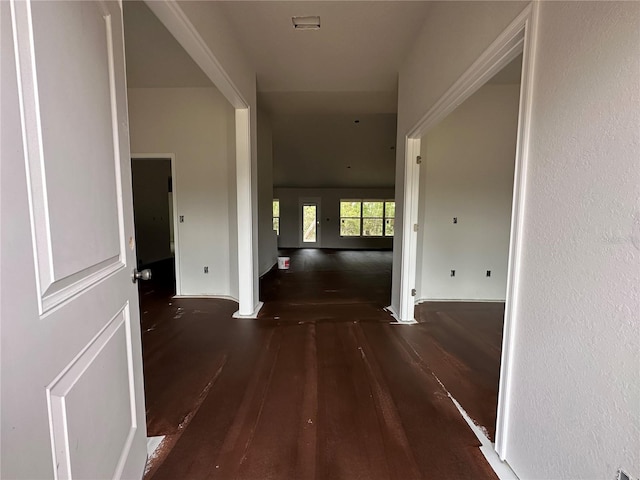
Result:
[396, 4, 538, 467]
[413, 51, 523, 444]
[130, 156, 179, 297]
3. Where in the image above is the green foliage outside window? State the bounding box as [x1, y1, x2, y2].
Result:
[340, 200, 394, 237]
[273, 200, 280, 236]
[302, 204, 317, 242]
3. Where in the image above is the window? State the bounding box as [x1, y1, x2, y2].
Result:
[340, 200, 395, 237]
[273, 199, 280, 235]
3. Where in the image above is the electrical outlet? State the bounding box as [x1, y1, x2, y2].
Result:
[486, 270, 491, 277]
[450, 270, 455, 277]
[204, 266, 209, 274]
[453, 217, 458, 224]
[179, 215, 184, 223]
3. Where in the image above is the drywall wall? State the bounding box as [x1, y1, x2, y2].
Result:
[274, 188, 395, 249]
[399, 1, 639, 478]
[504, 2, 640, 479]
[128, 87, 238, 298]
[416, 84, 520, 301]
[146, 0, 260, 312]
[131, 158, 173, 266]
[258, 110, 278, 275]
[391, 0, 527, 315]
[271, 113, 397, 188]
[226, 104, 239, 300]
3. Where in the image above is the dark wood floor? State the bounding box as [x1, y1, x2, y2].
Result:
[140, 250, 503, 479]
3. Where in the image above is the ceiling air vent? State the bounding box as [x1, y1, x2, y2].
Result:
[292, 16, 320, 30]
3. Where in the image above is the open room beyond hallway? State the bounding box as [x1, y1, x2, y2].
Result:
[141, 250, 502, 479]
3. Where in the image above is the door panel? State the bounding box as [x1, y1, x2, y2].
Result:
[1, 1, 147, 479]
[49, 307, 134, 480]
[16, 1, 126, 313]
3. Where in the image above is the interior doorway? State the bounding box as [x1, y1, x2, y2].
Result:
[130, 156, 179, 295]
[414, 52, 524, 445]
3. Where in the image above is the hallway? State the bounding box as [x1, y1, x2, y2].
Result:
[141, 250, 501, 479]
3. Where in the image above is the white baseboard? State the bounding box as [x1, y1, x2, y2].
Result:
[384, 306, 418, 324]
[415, 297, 506, 304]
[173, 294, 239, 302]
[233, 301, 264, 319]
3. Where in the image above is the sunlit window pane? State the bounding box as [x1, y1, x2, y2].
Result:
[340, 218, 361, 236]
[363, 219, 383, 236]
[302, 205, 316, 242]
[363, 201, 383, 217]
[385, 219, 394, 236]
[385, 201, 395, 219]
[340, 201, 361, 217]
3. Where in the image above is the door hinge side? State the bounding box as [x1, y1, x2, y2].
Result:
[416, 155, 422, 165]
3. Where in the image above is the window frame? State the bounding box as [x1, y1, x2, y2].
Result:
[339, 199, 395, 238]
[272, 199, 280, 236]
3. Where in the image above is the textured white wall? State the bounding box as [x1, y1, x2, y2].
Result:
[274, 187, 395, 249]
[400, 1, 639, 478]
[149, 1, 261, 307]
[128, 87, 238, 298]
[392, 0, 527, 313]
[416, 84, 520, 301]
[257, 110, 278, 275]
[505, 2, 640, 478]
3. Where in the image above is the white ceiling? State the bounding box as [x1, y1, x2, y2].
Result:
[122, 3, 523, 190]
[218, 1, 431, 114]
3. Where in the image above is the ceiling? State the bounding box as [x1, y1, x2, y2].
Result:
[122, 3, 524, 190]
[218, 1, 431, 114]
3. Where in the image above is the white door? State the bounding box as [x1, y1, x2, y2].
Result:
[1, 1, 147, 479]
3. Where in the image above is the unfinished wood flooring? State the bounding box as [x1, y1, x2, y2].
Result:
[140, 250, 503, 479]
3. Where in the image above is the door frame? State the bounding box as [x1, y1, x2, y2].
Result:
[299, 197, 321, 248]
[144, 1, 261, 317]
[131, 153, 181, 295]
[396, 2, 539, 460]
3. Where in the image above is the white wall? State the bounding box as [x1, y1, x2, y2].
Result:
[271, 113, 397, 188]
[274, 188, 395, 250]
[147, 1, 261, 312]
[131, 158, 173, 266]
[257, 110, 278, 275]
[416, 84, 520, 301]
[226, 105, 239, 300]
[127, 87, 238, 298]
[399, 1, 640, 479]
[505, 2, 639, 479]
[391, 0, 527, 315]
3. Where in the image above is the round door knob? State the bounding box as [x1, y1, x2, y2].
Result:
[132, 268, 152, 283]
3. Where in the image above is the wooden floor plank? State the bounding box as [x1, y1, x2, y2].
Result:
[140, 251, 503, 479]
